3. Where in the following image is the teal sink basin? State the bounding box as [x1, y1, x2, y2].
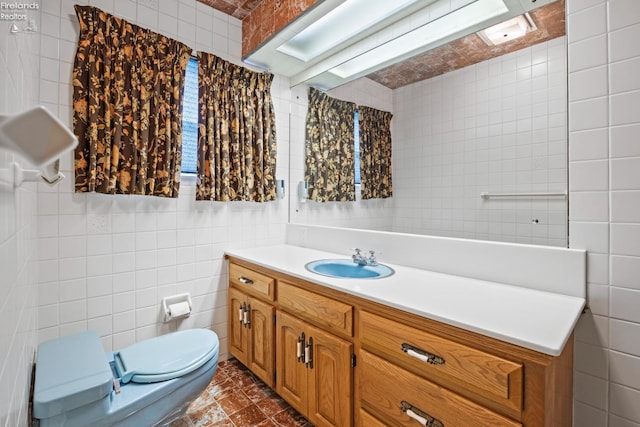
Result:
[305, 259, 394, 279]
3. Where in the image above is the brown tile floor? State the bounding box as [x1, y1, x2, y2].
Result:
[170, 358, 313, 427]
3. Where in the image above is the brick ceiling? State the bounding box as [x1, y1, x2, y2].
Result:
[367, 0, 566, 89]
[196, 0, 566, 89]
[196, 0, 262, 19]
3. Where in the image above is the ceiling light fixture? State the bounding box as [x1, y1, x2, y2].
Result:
[328, 0, 509, 79]
[276, 0, 419, 62]
[477, 13, 536, 46]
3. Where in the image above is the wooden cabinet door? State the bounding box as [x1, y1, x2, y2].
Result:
[276, 310, 309, 416]
[228, 287, 248, 366]
[307, 323, 353, 427]
[248, 296, 275, 388]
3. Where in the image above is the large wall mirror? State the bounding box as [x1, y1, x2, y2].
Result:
[287, 1, 568, 248]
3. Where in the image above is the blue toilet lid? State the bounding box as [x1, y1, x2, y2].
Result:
[114, 329, 219, 384]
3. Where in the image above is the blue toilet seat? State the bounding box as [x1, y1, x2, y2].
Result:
[114, 329, 219, 384]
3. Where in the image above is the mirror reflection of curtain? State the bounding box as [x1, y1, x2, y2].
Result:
[196, 52, 277, 202]
[72, 5, 192, 197]
[359, 106, 393, 199]
[305, 87, 357, 202]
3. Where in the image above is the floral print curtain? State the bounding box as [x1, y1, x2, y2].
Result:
[305, 87, 357, 202]
[196, 52, 277, 202]
[72, 5, 192, 197]
[358, 106, 393, 199]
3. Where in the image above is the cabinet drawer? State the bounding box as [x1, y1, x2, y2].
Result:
[359, 350, 521, 427]
[358, 409, 387, 427]
[360, 311, 522, 412]
[278, 281, 353, 337]
[229, 263, 275, 301]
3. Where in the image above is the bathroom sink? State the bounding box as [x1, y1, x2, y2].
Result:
[305, 259, 394, 279]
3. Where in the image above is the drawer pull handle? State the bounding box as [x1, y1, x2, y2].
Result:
[305, 337, 313, 369]
[402, 343, 445, 365]
[241, 304, 251, 328]
[401, 401, 444, 427]
[238, 276, 254, 285]
[297, 332, 305, 362]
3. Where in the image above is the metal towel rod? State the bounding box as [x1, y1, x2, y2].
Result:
[480, 191, 567, 200]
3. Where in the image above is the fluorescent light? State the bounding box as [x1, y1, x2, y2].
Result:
[329, 0, 509, 79]
[277, 0, 418, 62]
[477, 13, 536, 46]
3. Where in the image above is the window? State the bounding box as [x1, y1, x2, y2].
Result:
[181, 57, 198, 174]
[354, 110, 361, 185]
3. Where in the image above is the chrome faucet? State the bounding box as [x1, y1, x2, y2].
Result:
[352, 248, 378, 266]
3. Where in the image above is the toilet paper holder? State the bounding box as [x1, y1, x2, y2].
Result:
[161, 293, 192, 322]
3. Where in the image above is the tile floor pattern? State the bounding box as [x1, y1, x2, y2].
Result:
[170, 358, 313, 427]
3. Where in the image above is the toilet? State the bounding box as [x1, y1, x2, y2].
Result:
[33, 328, 219, 427]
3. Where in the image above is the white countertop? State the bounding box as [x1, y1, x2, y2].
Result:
[225, 244, 586, 356]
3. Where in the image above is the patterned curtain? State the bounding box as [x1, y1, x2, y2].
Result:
[196, 52, 277, 202]
[305, 87, 356, 202]
[72, 5, 192, 197]
[359, 106, 393, 199]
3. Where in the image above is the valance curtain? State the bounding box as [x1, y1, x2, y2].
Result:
[72, 5, 192, 197]
[196, 52, 277, 202]
[358, 106, 393, 199]
[305, 87, 357, 202]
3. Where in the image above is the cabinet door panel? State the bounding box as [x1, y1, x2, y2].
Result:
[276, 311, 308, 416]
[228, 288, 248, 366]
[248, 296, 275, 388]
[308, 323, 353, 427]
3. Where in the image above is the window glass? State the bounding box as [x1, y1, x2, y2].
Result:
[354, 110, 361, 185]
[181, 57, 198, 174]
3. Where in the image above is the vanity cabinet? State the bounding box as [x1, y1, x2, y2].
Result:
[358, 311, 523, 426]
[228, 261, 354, 426]
[275, 280, 354, 427]
[359, 310, 523, 413]
[355, 307, 573, 427]
[228, 265, 275, 388]
[228, 288, 275, 387]
[359, 350, 521, 427]
[276, 310, 353, 427]
[226, 257, 573, 427]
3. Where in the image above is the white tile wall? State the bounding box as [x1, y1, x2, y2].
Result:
[568, 0, 640, 425]
[0, 5, 41, 427]
[33, 0, 289, 366]
[391, 38, 568, 246]
[288, 78, 395, 230]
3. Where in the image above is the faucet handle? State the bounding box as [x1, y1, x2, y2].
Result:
[351, 247, 362, 255]
[367, 250, 378, 266]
